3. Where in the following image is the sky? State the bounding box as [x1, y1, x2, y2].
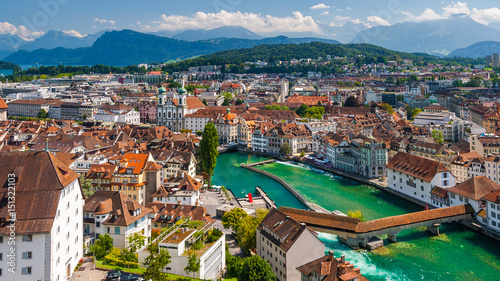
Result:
[1, 0, 500, 42]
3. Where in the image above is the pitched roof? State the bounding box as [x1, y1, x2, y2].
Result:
[386, 152, 450, 182]
[186, 97, 206, 110]
[257, 208, 315, 252]
[296, 253, 368, 281]
[0, 151, 80, 235]
[447, 176, 500, 200]
[146, 202, 214, 224]
[0, 98, 8, 109]
[84, 190, 152, 226]
[118, 153, 149, 174]
[482, 189, 500, 204]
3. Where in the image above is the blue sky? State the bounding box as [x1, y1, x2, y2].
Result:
[1, 0, 500, 42]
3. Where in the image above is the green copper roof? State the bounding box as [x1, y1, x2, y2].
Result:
[158, 86, 166, 94]
[178, 86, 187, 95]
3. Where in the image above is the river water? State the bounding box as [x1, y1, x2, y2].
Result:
[212, 152, 500, 281]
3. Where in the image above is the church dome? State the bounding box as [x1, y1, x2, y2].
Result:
[178, 86, 187, 95]
[158, 86, 167, 94]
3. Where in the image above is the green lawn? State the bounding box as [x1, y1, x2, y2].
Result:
[95, 260, 201, 280]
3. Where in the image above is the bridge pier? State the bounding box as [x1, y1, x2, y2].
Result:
[338, 236, 360, 250]
[387, 232, 399, 243]
[427, 223, 440, 235]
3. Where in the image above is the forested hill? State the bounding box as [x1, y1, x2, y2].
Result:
[205, 42, 434, 62]
[161, 42, 437, 73]
[0, 61, 20, 71]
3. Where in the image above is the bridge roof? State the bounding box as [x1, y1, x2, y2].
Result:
[279, 207, 360, 233]
[280, 204, 474, 234]
[355, 204, 474, 233]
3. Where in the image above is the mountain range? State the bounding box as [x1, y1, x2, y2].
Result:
[2, 30, 340, 66]
[448, 41, 500, 58]
[171, 26, 263, 41]
[351, 14, 500, 56]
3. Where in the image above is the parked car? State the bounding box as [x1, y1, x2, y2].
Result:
[120, 273, 143, 281]
[105, 270, 121, 280]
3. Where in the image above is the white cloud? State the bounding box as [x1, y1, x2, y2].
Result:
[144, 10, 321, 34]
[471, 7, 500, 25]
[329, 16, 370, 28]
[321, 11, 330, 16]
[94, 18, 116, 25]
[442, 2, 470, 18]
[63, 30, 85, 38]
[0, 22, 44, 40]
[402, 8, 444, 22]
[367, 16, 390, 26]
[403, 2, 500, 25]
[310, 3, 330, 10]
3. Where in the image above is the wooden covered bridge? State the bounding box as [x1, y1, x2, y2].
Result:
[279, 204, 475, 250]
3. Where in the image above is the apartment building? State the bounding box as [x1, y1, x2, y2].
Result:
[256, 208, 325, 281]
[387, 152, 456, 206]
[0, 151, 83, 281]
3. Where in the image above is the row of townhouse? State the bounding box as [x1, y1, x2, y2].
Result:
[316, 131, 388, 179]
[251, 122, 313, 155]
[387, 152, 500, 236]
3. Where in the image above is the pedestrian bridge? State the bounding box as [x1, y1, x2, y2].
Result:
[279, 204, 475, 250]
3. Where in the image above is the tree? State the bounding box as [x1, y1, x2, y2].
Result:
[236, 209, 268, 253]
[304, 106, 324, 120]
[295, 103, 308, 117]
[37, 108, 48, 119]
[143, 243, 172, 281]
[237, 255, 275, 281]
[222, 92, 233, 106]
[380, 103, 394, 114]
[92, 234, 114, 259]
[195, 130, 202, 137]
[199, 123, 219, 189]
[222, 207, 248, 232]
[184, 252, 200, 279]
[79, 175, 94, 198]
[347, 210, 366, 222]
[279, 142, 291, 156]
[168, 81, 181, 88]
[202, 99, 208, 106]
[411, 108, 422, 120]
[127, 232, 146, 253]
[226, 255, 244, 277]
[235, 98, 243, 105]
[344, 96, 360, 107]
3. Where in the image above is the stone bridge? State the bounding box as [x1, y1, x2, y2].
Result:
[279, 204, 475, 250]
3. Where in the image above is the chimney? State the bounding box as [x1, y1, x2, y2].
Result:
[340, 255, 345, 263]
[328, 250, 334, 257]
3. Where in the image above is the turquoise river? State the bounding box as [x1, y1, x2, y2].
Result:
[212, 152, 500, 281]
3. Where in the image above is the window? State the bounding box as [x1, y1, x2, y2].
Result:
[21, 267, 32, 275]
[22, 234, 32, 242]
[443, 172, 448, 178]
[96, 222, 101, 228]
[492, 212, 497, 219]
[115, 227, 120, 235]
[0, 236, 3, 243]
[22, 252, 32, 259]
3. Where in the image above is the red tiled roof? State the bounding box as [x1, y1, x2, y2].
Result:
[84, 191, 152, 226]
[447, 176, 500, 200]
[0, 151, 80, 235]
[0, 98, 8, 109]
[386, 152, 449, 182]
